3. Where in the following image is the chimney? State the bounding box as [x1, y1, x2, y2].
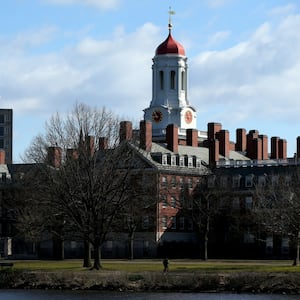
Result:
[140, 120, 152, 151]
[246, 130, 259, 159]
[216, 129, 229, 158]
[278, 139, 287, 159]
[47, 146, 62, 168]
[209, 139, 219, 167]
[166, 124, 178, 153]
[271, 136, 280, 159]
[99, 137, 109, 150]
[297, 136, 300, 158]
[253, 138, 262, 160]
[207, 122, 222, 140]
[259, 134, 268, 160]
[0, 149, 5, 164]
[186, 129, 198, 147]
[236, 128, 247, 152]
[119, 121, 132, 142]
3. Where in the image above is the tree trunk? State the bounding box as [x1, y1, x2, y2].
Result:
[293, 232, 300, 266]
[128, 231, 135, 260]
[83, 239, 92, 268]
[93, 240, 102, 270]
[203, 215, 210, 261]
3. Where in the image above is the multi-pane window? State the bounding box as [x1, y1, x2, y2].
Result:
[179, 156, 185, 167]
[0, 115, 3, 124]
[258, 175, 266, 186]
[161, 195, 167, 207]
[0, 139, 3, 148]
[162, 216, 167, 229]
[179, 177, 184, 189]
[245, 196, 253, 209]
[161, 176, 167, 188]
[171, 176, 176, 188]
[245, 175, 254, 187]
[0, 127, 3, 137]
[232, 175, 241, 188]
[142, 216, 149, 229]
[170, 196, 176, 208]
[171, 155, 177, 166]
[207, 175, 216, 188]
[171, 216, 176, 229]
[162, 154, 168, 165]
[188, 178, 193, 189]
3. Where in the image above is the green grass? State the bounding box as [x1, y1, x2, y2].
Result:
[7, 259, 300, 273]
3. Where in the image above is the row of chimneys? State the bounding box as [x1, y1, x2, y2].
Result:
[46, 120, 299, 168]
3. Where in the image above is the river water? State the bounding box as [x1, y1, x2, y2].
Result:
[0, 290, 299, 300]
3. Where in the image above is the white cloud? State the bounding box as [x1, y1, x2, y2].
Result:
[43, 0, 121, 10]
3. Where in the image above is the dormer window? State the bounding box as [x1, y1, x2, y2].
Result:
[171, 155, 177, 166]
[179, 156, 185, 167]
[162, 154, 168, 165]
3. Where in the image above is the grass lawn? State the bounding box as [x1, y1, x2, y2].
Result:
[8, 259, 300, 273]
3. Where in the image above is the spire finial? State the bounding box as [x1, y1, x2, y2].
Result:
[168, 6, 175, 32]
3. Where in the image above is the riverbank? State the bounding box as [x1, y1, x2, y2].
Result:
[0, 269, 300, 295]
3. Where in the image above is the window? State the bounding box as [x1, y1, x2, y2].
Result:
[159, 71, 164, 89]
[0, 139, 3, 148]
[245, 196, 253, 209]
[188, 178, 193, 189]
[196, 158, 201, 168]
[171, 216, 176, 229]
[170, 196, 176, 208]
[245, 175, 254, 187]
[187, 156, 193, 168]
[187, 219, 193, 230]
[179, 156, 185, 167]
[207, 175, 216, 188]
[171, 155, 177, 166]
[220, 176, 228, 188]
[0, 127, 3, 137]
[162, 154, 168, 165]
[0, 115, 3, 124]
[171, 176, 176, 188]
[142, 216, 149, 229]
[161, 195, 167, 207]
[179, 177, 184, 189]
[162, 216, 167, 229]
[161, 176, 167, 188]
[232, 197, 240, 209]
[271, 175, 279, 186]
[232, 175, 241, 188]
[244, 232, 254, 244]
[258, 175, 267, 186]
[181, 71, 185, 90]
[170, 71, 176, 89]
[179, 217, 185, 230]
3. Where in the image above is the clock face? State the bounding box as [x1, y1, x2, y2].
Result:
[185, 110, 193, 124]
[152, 110, 163, 122]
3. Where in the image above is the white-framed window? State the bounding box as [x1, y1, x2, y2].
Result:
[179, 177, 184, 189]
[162, 216, 167, 229]
[162, 154, 168, 165]
[196, 158, 201, 168]
[171, 155, 177, 166]
[187, 156, 193, 168]
[179, 156, 185, 167]
[171, 176, 176, 188]
[170, 196, 176, 208]
[161, 176, 167, 188]
[161, 195, 167, 208]
[188, 178, 193, 189]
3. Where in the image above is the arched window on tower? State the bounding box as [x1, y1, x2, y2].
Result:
[181, 71, 186, 90]
[159, 71, 164, 90]
[170, 71, 176, 90]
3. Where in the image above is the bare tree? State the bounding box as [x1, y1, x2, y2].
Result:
[255, 168, 300, 265]
[19, 103, 139, 269]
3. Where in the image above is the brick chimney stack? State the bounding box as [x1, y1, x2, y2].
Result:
[140, 120, 152, 152]
[259, 134, 268, 160]
[0, 149, 5, 164]
[166, 124, 178, 153]
[271, 137, 280, 159]
[99, 137, 109, 150]
[216, 129, 230, 158]
[236, 128, 247, 152]
[119, 121, 132, 142]
[209, 139, 219, 167]
[186, 129, 198, 147]
[208, 122, 222, 140]
[47, 146, 62, 168]
[297, 136, 300, 158]
[278, 139, 287, 159]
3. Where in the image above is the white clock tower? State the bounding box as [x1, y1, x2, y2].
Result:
[144, 9, 197, 141]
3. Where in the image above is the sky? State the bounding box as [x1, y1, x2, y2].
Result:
[1, 0, 300, 162]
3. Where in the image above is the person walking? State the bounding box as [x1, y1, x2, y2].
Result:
[163, 258, 169, 273]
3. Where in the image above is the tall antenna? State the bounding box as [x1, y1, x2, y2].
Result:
[168, 6, 175, 32]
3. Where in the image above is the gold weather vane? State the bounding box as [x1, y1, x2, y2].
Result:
[168, 6, 175, 32]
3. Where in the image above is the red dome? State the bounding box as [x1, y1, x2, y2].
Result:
[155, 33, 185, 56]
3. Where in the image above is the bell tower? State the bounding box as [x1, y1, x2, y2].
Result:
[144, 8, 197, 141]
